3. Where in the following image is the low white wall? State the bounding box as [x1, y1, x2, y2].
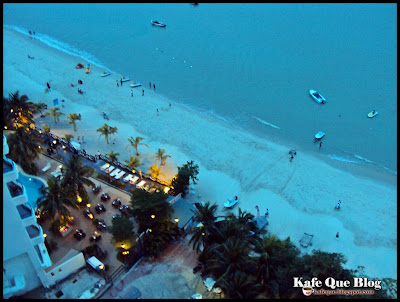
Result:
[43, 252, 86, 287]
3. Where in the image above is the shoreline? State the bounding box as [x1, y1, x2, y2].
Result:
[3, 27, 397, 279]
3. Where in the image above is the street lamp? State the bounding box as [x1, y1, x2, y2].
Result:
[151, 215, 155, 219]
[174, 218, 179, 224]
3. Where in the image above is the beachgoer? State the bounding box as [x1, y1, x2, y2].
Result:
[169, 103, 171, 107]
[131, 89, 133, 97]
[116, 80, 119, 87]
[265, 208, 269, 217]
[142, 89, 144, 96]
[71, 83, 75, 87]
[79, 113, 81, 118]
[290, 155, 294, 162]
[153, 84, 156, 90]
[336, 232, 339, 239]
[29, 30, 32, 35]
[78, 80, 82, 84]
[234, 196, 238, 200]
[255, 205, 260, 217]
[157, 109, 159, 116]
[335, 202, 340, 210]
[78, 136, 80, 141]
[46, 82, 51, 90]
[120, 79, 123, 86]
[97, 151, 101, 160]
[319, 141, 322, 149]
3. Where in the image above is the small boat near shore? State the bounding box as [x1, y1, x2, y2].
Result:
[310, 90, 326, 104]
[101, 71, 111, 77]
[121, 77, 130, 82]
[130, 82, 142, 88]
[314, 131, 325, 140]
[367, 110, 378, 118]
[151, 20, 166, 27]
[224, 196, 238, 208]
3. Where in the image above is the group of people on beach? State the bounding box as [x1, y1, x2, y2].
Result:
[28, 30, 35, 36]
[289, 149, 297, 162]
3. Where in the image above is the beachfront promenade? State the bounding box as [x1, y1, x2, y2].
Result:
[34, 127, 168, 194]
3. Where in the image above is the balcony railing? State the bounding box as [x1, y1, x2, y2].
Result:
[3, 158, 15, 174]
[17, 203, 34, 220]
[7, 180, 24, 198]
[26, 224, 42, 239]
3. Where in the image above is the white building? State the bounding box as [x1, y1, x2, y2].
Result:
[3, 134, 52, 298]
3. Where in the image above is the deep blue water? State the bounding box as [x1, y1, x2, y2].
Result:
[3, 3, 397, 174]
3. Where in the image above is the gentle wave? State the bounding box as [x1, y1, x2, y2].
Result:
[327, 154, 361, 164]
[4, 24, 108, 70]
[252, 116, 280, 129]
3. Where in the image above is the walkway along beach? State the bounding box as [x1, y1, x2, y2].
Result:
[3, 27, 397, 279]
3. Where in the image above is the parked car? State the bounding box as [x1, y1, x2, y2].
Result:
[112, 198, 121, 208]
[92, 185, 101, 194]
[95, 203, 106, 214]
[119, 205, 129, 216]
[89, 231, 102, 242]
[101, 192, 110, 201]
[112, 214, 122, 220]
[96, 220, 107, 231]
[74, 229, 86, 240]
[83, 209, 94, 220]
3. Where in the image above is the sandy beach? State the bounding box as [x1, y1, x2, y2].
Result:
[3, 27, 396, 279]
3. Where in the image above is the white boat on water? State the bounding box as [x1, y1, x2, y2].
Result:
[121, 77, 130, 82]
[224, 196, 238, 208]
[309, 90, 326, 104]
[367, 110, 378, 118]
[101, 71, 111, 77]
[151, 20, 166, 27]
[130, 82, 142, 88]
[314, 131, 325, 140]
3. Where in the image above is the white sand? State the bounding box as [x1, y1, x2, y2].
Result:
[3, 28, 396, 279]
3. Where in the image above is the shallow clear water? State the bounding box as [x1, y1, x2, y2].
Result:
[3, 3, 397, 174]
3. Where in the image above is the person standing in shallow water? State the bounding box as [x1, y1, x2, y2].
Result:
[153, 84, 156, 91]
[142, 89, 144, 96]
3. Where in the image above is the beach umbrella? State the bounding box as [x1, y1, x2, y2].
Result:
[53, 99, 59, 107]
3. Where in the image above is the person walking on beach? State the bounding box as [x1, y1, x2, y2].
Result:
[265, 208, 269, 218]
[336, 232, 339, 240]
[319, 141, 322, 149]
[120, 79, 123, 86]
[116, 80, 119, 87]
[157, 109, 159, 116]
[153, 83, 156, 91]
[131, 89, 133, 97]
[255, 205, 260, 217]
[142, 89, 144, 96]
[46, 82, 51, 90]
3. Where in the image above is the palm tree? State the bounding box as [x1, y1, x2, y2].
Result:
[217, 271, 262, 299]
[66, 113, 81, 131]
[34, 102, 47, 117]
[105, 149, 120, 164]
[126, 136, 148, 156]
[61, 155, 95, 204]
[109, 126, 118, 143]
[148, 164, 165, 181]
[204, 237, 253, 284]
[6, 124, 43, 175]
[155, 148, 171, 166]
[96, 123, 112, 144]
[188, 201, 219, 252]
[37, 176, 78, 222]
[46, 107, 64, 124]
[4, 91, 35, 128]
[64, 134, 74, 142]
[124, 155, 143, 171]
[43, 124, 51, 135]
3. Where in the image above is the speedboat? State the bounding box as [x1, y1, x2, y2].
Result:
[314, 131, 325, 140]
[121, 77, 130, 82]
[224, 196, 239, 208]
[130, 82, 142, 88]
[151, 20, 166, 27]
[367, 110, 378, 118]
[309, 90, 326, 104]
[101, 71, 111, 77]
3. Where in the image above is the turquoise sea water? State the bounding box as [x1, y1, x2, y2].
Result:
[3, 3, 397, 175]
